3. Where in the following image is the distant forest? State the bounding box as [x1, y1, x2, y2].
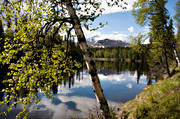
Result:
[90, 47, 146, 62]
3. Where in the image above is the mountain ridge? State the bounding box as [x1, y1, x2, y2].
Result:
[87, 38, 129, 48]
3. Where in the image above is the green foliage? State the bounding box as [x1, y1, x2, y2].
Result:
[133, 84, 180, 119]
[91, 47, 144, 62]
[129, 33, 148, 54]
[0, 0, 82, 118]
[132, 0, 151, 26]
[132, 0, 175, 76]
[174, 0, 180, 52]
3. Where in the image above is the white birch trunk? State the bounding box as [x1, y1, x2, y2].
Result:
[65, 1, 111, 118]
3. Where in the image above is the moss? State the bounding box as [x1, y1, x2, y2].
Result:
[118, 72, 180, 119]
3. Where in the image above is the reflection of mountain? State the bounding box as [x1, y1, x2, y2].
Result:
[87, 39, 129, 48]
[97, 68, 119, 75]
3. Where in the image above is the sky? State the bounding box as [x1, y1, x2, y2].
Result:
[82, 0, 179, 43]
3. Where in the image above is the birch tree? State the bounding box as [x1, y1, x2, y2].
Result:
[0, 0, 127, 118]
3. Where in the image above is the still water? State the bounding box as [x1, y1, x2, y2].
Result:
[0, 61, 155, 119]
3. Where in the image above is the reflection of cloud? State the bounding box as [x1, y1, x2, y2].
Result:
[29, 109, 54, 119]
[98, 74, 126, 83]
[57, 87, 73, 94]
[126, 83, 133, 89]
[57, 71, 148, 90]
[98, 71, 147, 84]
[0, 103, 53, 119]
[38, 96, 121, 119]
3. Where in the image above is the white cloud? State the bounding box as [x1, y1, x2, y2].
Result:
[82, 28, 129, 42]
[128, 26, 134, 33]
[130, 31, 150, 44]
[95, 33, 128, 42]
[77, 0, 138, 15]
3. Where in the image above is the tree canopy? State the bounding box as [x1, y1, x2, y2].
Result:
[174, 0, 180, 28]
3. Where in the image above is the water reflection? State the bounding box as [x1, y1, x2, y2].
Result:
[0, 61, 155, 119]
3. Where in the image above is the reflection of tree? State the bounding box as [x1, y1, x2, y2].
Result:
[147, 79, 152, 85]
[115, 61, 120, 73]
[0, 82, 4, 101]
[51, 83, 58, 95]
[95, 61, 147, 77]
[57, 61, 153, 89]
[95, 60, 156, 86]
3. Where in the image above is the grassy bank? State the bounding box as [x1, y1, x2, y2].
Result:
[117, 68, 180, 119]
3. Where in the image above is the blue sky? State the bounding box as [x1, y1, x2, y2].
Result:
[83, 0, 178, 43]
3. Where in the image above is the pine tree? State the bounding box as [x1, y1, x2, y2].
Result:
[132, 0, 173, 76]
[174, 0, 180, 57]
[149, 0, 171, 76]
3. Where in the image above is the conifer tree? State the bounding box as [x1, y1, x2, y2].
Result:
[167, 19, 180, 67]
[132, 0, 174, 76]
[174, 0, 180, 55]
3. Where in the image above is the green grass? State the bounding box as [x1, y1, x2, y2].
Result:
[118, 72, 180, 119]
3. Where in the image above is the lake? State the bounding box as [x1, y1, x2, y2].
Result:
[0, 61, 155, 119]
